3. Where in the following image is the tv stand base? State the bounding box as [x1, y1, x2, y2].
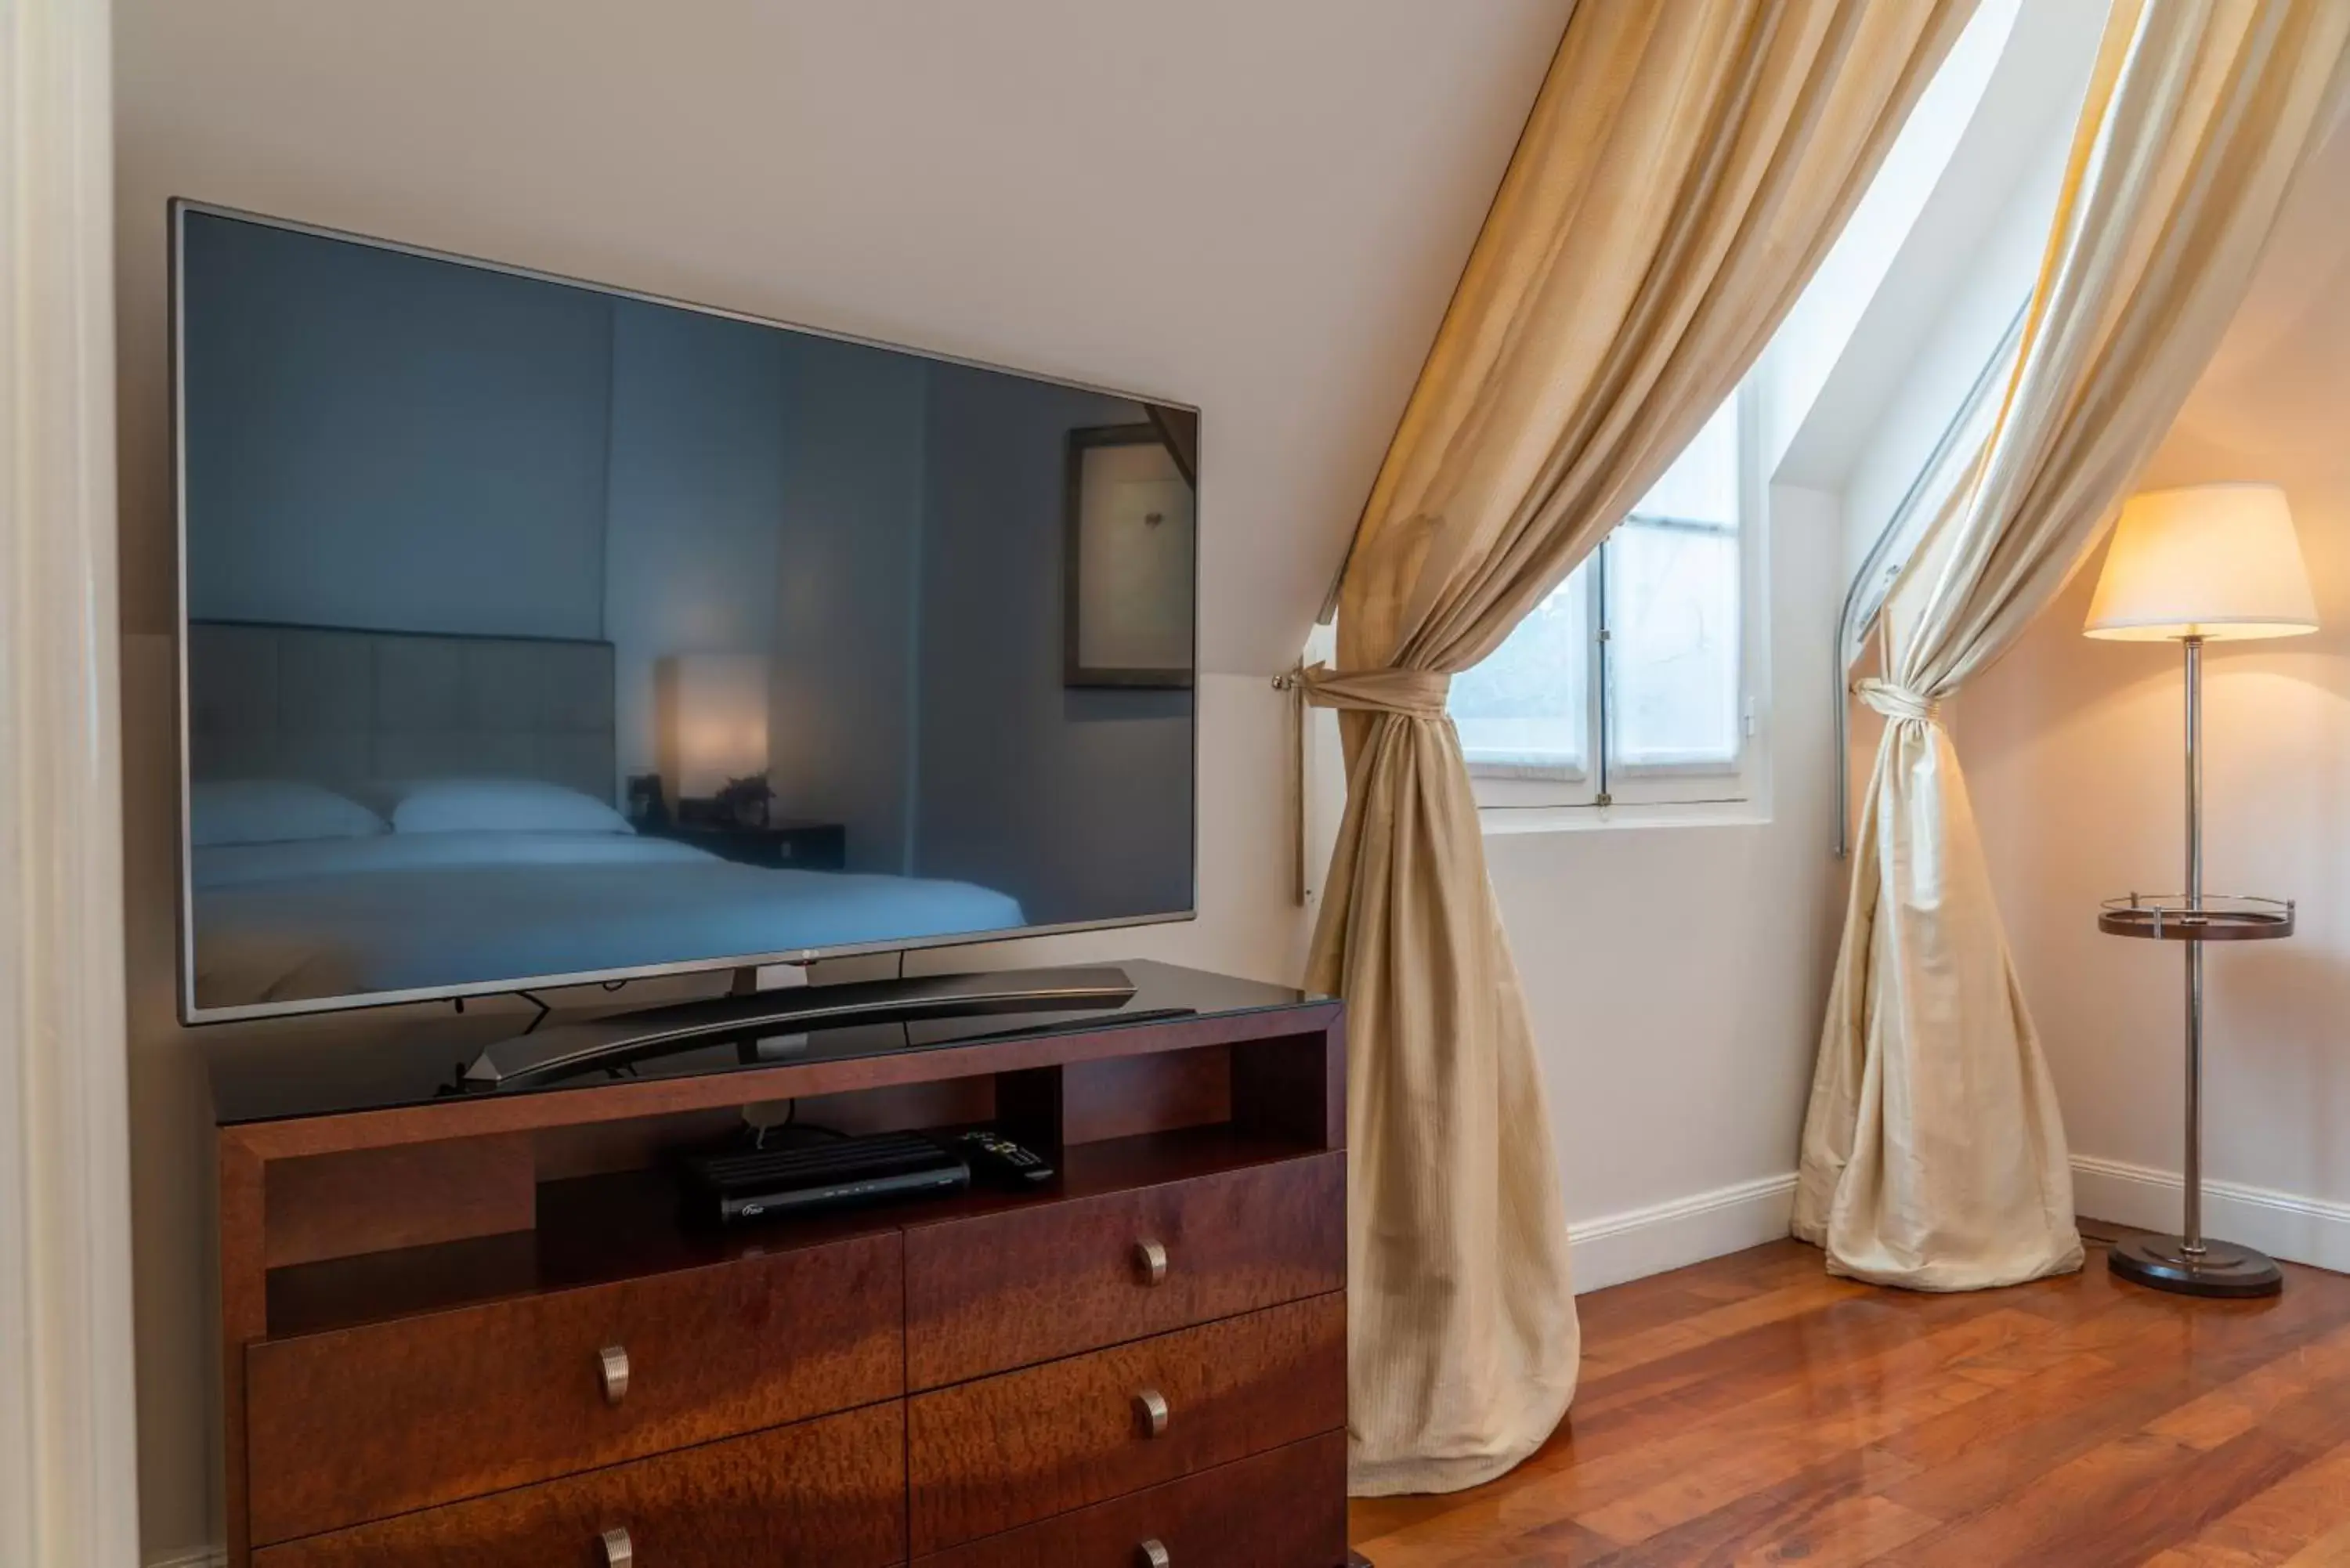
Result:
[463, 964, 1139, 1088]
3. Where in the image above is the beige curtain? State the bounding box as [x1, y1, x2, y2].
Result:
[1796, 0, 2350, 1291]
[1307, 0, 1975, 1496]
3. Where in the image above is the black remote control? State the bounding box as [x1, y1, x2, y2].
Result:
[945, 1129, 1055, 1187]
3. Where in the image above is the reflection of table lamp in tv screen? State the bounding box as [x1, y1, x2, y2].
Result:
[2084, 483, 2317, 1299]
[660, 652, 772, 826]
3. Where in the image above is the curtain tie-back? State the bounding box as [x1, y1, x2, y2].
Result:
[1299, 664, 1452, 719]
[1856, 677, 1943, 725]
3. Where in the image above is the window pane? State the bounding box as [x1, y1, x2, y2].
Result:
[1450, 561, 1590, 775]
[1609, 522, 1740, 767]
[1631, 398, 1737, 527]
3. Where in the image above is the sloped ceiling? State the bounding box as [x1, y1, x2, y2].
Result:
[1773, 0, 2102, 494]
[2142, 114, 2350, 491]
[112, 0, 1571, 673]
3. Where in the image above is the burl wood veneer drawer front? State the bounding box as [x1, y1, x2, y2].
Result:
[911, 1430, 1348, 1568]
[251, 1400, 906, 1568]
[905, 1151, 1344, 1388]
[907, 1292, 1347, 1553]
[245, 1232, 902, 1546]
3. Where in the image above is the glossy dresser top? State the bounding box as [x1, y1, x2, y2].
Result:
[201, 959, 1327, 1125]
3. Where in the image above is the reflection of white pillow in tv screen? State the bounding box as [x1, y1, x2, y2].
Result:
[190, 780, 389, 847]
[390, 779, 634, 836]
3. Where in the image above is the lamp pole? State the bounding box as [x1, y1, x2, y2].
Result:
[2102, 628, 2287, 1296]
[2182, 634, 2204, 1259]
[2102, 629, 2283, 1295]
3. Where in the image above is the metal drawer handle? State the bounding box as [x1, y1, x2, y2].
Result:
[1139, 1540, 1172, 1568]
[1134, 1238, 1170, 1286]
[1136, 1388, 1171, 1438]
[600, 1526, 634, 1568]
[598, 1345, 631, 1407]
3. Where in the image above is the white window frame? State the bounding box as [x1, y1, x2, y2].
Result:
[1466, 381, 1767, 822]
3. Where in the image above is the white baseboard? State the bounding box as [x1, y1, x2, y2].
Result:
[1548, 1158, 2350, 1299]
[1567, 1172, 1799, 1294]
[2073, 1155, 2350, 1276]
[145, 1549, 224, 1568]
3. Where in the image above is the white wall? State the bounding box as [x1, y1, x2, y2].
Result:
[1480, 482, 1848, 1291]
[110, 2, 1569, 1559]
[1786, 0, 2102, 510]
[1835, 122, 2069, 575]
[1761, 0, 2024, 479]
[1961, 121, 2350, 1268]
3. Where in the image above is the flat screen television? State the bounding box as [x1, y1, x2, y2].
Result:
[172, 201, 1198, 1024]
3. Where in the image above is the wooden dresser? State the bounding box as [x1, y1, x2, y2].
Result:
[206, 962, 1354, 1567]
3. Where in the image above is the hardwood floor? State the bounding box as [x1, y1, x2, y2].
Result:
[1348, 1224, 2350, 1566]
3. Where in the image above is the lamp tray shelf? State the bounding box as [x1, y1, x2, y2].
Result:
[2097, 894, 2294, 942]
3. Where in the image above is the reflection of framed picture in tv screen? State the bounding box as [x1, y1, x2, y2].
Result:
[1063, 421, 1199, 689]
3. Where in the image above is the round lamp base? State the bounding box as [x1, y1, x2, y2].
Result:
[2110, 1234, 2282, 1299]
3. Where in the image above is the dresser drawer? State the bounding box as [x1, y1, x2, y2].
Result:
[908, 1293, 1346, 1552]
[912, 1431, 1348, 1568]
[252, 1400, 905, 1568]
[246, 1231, 902, 1545]
[905, 1151, 1343, 1388]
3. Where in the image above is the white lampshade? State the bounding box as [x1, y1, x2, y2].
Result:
[2084, 483, 2319, 642]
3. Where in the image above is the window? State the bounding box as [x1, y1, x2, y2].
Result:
[1451, 390, 1759, 814]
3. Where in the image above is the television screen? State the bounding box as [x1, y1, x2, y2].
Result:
[173, 204, 1197, 1021]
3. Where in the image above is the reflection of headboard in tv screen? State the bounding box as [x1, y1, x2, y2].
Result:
[186, 622, 617, 804]
[172, 201, 1198, 1024]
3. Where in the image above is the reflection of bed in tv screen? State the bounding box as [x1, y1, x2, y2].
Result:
[173, 203, 1198, 1021]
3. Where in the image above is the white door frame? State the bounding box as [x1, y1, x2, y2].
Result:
[0, 0, 143, 1564]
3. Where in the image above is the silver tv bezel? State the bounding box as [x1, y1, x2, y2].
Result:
[170, 198, 1201, 1026]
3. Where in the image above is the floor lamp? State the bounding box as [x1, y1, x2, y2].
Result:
[2084, 483, 2317, 1299]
